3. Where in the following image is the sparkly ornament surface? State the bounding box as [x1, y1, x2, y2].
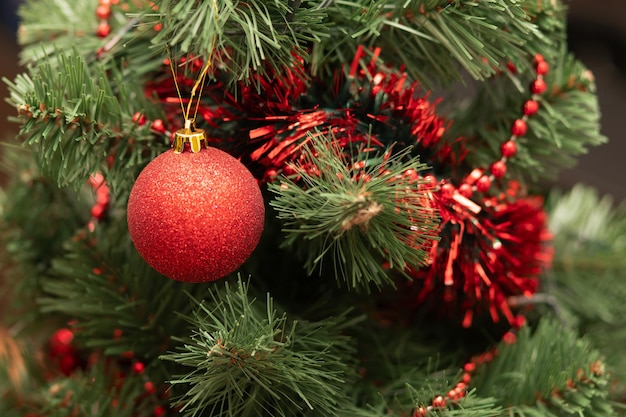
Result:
[127, 147, 265, 282]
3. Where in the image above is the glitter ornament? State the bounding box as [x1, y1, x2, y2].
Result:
[127, 146, 265, 283]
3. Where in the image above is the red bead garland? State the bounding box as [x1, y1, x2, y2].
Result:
[95, 0, 119, 38]
[412, 316, 526, 417]
[434, 53, 549, 198]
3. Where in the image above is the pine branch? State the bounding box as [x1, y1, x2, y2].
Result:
[161, 278, 356, 417]
[546, 185, 626, 324]
[16, 0, 103, 64]
[445, 45, 606, 184]
[0, 147, 90, 287]
[545, 185, 626, 401]
[4, 51, 167, 194]
[268, 132, 439, 291]
[152, 0, 329, 85]
[37, 361, 157, 417]
[37, 219, 209, 365]
[18, 0, 169, 82]
[472, 319, 613, 417]
[314, 0, 556, 87]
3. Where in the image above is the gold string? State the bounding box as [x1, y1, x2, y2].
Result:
[165, 43, 187, 121]
[166, 0, 219, 131]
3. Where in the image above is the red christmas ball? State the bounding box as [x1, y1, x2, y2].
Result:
[127, 147, 265, 282]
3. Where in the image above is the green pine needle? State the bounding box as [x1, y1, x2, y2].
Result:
[268, 132, 440, 291]
[161, 278, 355, 417]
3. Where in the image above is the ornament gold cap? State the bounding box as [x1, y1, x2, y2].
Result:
[173, 119, 206, 153]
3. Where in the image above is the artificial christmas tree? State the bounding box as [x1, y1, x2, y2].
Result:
[1, 0, 626, 416]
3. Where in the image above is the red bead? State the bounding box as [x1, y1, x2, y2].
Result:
[403, 168, 418, 181]
[151, 118, 166, 133]
[153, 23, 163, 31]
[96, 22, 110, 38]
[476, 176, 492, 193]
[132, 112, 146, 125]
[112, 328, 123, 339]
[506, 61, 517, 74]
[422, 174, 438, 187]
[531, 79, 547, 94]
[144, 381, 157, 394]
[153, 406, 166, 417]
[413, 407, 427, 417]
[432, 395, 446, 408]
[440, 183, 456, 199]
[59, 354, 77, 375]
[100, 0, 112, 5]
[458, 183, 473, 198]
[523, 99, 539, 116]
[511, 119, 527, 137]
[534, 53, 544, 64]
[91, 204, 106, 219]
[502, 331, 517, 345]
[463, 362, 476, 373]
[132, 362, 145, 374]
[500, 140, 517, 157]
[535, 60, 549, 75]
[96, 5, 111, 19]
[52, 328, 74, 346]
[490, 161, 507, 178]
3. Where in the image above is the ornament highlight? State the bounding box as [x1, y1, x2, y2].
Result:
[127, 147, 265, 282]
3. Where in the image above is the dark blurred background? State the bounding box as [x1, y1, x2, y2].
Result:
[0, 0, 624, 198]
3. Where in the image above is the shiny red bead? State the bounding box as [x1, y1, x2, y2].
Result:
[458, 183, 473, 198]
[96, 22, 110, 38]
[534, 53, 544, 64]
[132, 112, 147, 125]
[432, 396, 446, 408]
[476, 176, 492, 193]
[403, 168, 418, 181]
[422, 174, 438, 187]
[52, 328, 74, 346]
[96, 22, 111, 38]
[132, 362, 145, 374]
[153, 406, 166, 417]
[511, 119, 527, 137]
[535, 60, 549, 75]
[501, 140, 517, 157]
[507, 61, 517, 74]
[531, 79, 547, 94]
[440, 183, 456, 199]
[151, 118, 166, 133]
[413, 407, 427, 417]
[523, 99, 539, 116]
[96, 5, 111, 19]
[502, 331, 517, 345]
[490, 161, 507, 178]
[144, 381, 157, 394]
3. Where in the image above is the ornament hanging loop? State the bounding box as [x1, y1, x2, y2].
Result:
[173, 119, 206, 153]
